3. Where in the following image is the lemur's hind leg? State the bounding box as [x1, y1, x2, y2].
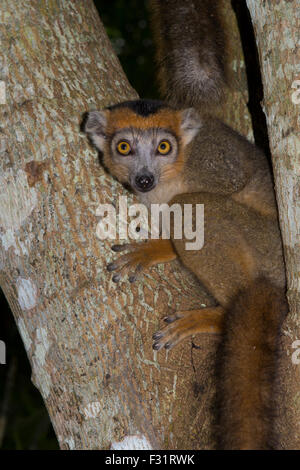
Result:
[153, 306, 224, 350]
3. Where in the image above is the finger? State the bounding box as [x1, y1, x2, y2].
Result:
[111, 243, 132, 252]
[107, 253, 135, 272]
[111, 242, 141, 252]
[128, 264, 143, 283]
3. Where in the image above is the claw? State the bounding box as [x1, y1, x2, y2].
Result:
[163, 315, 177, 324]
[152, 331, 164, 340]
[153, 341, 163, 351]
[107, 262, 116, 272]
[152, 311, 185, 350]
[111, 244, 124, 252]
[111, 244, 131, 252]
[128, 264, 142, 283]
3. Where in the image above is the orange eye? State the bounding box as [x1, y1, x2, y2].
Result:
[157, 140, 171, 155]
[117, 141, 131, 155]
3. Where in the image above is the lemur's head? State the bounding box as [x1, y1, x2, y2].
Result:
[84, 99, 201, 194]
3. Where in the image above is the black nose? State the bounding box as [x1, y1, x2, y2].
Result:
[135, 173, 155, 191]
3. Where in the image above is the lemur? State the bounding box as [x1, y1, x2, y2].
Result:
[84, 0, 288, 450]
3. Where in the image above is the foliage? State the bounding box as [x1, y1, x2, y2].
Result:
[97, 0, 158, 98]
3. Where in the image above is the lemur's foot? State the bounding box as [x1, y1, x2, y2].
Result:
[107, 239, 176, 283]
[153, 306, 224, 350]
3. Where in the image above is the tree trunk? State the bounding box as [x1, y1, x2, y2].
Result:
[246, 0, 300, 449]
[213, 0, 254, 141]
[0, 0, 219, 450]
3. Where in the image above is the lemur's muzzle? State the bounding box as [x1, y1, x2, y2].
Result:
[135, 172, 155, 192]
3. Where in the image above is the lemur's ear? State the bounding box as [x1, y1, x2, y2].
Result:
[180, 108, 202, 145]
[84, 110, 107, 151]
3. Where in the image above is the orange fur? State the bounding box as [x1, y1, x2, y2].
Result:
[129, 239, 177, 266]
[103, 107, 187, 184]
[106, 107, 182, 135]
[216, 278, 288, 449]
[154, 306, 224, 350]
[104, 161, 129, 183]
[108, 239, 177, 281]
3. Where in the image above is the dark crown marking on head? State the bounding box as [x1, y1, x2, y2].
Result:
[107, 99, 170, 117]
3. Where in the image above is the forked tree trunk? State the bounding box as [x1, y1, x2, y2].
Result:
[247, 0, 300, 449]
[1, 0, 294, 450]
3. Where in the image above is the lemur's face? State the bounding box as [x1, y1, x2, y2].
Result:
[109, 127, 179, 193]
[85, 100, 201, 194]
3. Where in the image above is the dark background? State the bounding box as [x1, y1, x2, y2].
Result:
[0, 0, 156, 450]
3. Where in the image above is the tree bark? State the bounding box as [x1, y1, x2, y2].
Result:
[246, 0, 300, 449]
[213, 0, 254, 141]
[0, 0, 217, 450]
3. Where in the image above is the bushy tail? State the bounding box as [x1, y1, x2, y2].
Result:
[148, 0, 225, 106]
[216, 278, 288, 449]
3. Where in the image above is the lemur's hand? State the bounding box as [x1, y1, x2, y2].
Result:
[107, 239, 177, 283]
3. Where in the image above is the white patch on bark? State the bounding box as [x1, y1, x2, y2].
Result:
[0, 229, 20, 255]
[17, 318, 32, 351]
[17, 277, 38, 310]
[0, 169, 37, 231]
[15, 129, 25, 143]
[110, 434, 153, 450]
[83, 401, 101, 419]
[32, 327, 51, 399]
[64, 437, 75, 450]
[32, 366, 51, 399]
[35, 327, 50, 367]
[18, 319, 52, 398]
